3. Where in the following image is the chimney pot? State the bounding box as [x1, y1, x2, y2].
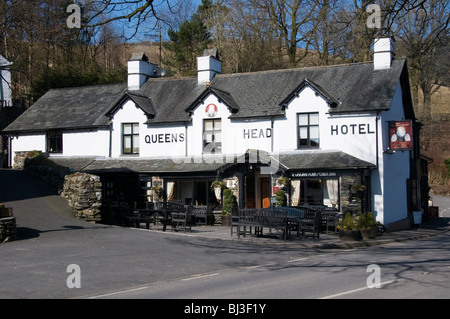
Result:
[128, 52, 157, 90]
[197, 49, 221, 85]
[374, 37, 395, 70]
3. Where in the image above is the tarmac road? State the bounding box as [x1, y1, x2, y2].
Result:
[1, 169, 449, 300]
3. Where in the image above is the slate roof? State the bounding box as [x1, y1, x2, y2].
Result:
[3, 58, 408, 132]
[275, 151, 376, 171]
[209, 59, 406, 118]
[48, 150, 374, 174]
[80, 157, 226, 174]
[3, 83, 126, 133]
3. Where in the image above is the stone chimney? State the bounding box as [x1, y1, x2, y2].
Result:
[197, 48, 221, 85]
[373, 37, 395, 70]
[128, 52, 157, 91]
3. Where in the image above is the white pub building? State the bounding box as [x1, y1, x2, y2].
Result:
[4, 38, 430, 230]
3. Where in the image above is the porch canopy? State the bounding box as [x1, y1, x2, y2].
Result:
[276, 151, 376, 173]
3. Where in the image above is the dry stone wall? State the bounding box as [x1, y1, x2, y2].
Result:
[61, 173, 102, 222]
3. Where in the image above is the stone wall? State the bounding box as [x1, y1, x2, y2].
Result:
[61, 173, 102, 223]
[0, 206, 16, 242]
[0, 217, 17, 242]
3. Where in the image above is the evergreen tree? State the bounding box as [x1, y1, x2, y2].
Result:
[164, 0, 212, 76]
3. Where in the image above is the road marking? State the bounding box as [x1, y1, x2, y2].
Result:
[181, 273, 219, 281]
[88, 285, 150, 298]
[287, 257, 309, 263]
[318, 279, 398, 299]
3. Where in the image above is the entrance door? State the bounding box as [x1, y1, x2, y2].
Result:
[245, 173, 255, 208]
[261, 177, 270, 208]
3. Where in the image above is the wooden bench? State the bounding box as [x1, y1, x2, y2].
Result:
[192, 205, 214, 226]
[232, 208, 289, 241]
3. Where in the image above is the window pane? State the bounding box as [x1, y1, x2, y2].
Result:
[214, 131, 222, 143]
[214, 119, 221, 130]
[133, 124, 139, 134]
[124, 136, 131, 153]
[133, 135, 140, 153]
[299, 127, 308, 138]
[204, 132, 213, 143]
[204, 120, 213, 131]
[298, 114, 308, 126]
[123, 124, 132, 134]
[310, 113, 319, 125]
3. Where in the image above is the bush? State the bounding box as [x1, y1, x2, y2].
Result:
[222, 188, 237, 215]
[343, 212, 355, 230]
[367, 212, 376, 227]
[357, 214, 369, 230]
[275, 189, 286, 206]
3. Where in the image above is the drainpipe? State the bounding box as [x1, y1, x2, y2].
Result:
[109, 124, 113, 158]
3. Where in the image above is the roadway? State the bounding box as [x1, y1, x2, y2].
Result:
[0, 169, 449, 302]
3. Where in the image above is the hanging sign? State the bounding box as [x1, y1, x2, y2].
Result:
[389, 120, 412, 150]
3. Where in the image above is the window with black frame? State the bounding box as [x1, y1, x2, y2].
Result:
[122, 123, 139, 154]
[203, 119, 222, 154]
[47, 130, 63, 153]
[297, 112, 319, 148]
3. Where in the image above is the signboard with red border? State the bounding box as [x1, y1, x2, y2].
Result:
[389, 120, 413, 150]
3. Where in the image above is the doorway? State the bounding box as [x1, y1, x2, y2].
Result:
[261, 177, 271, 208]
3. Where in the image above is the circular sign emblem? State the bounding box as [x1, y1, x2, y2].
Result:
[205, 104, 218, 117]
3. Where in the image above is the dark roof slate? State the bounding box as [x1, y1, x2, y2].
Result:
[4, 83, 126, 132]
[140, 77, 205, 124]
[277, 151, 376, 170]
[81, 157, 225, 174]
[209, 59, 405, 118]
[3, 58, 407, 132]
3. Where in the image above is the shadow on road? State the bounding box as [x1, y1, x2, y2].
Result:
[16, 225, 86, 240]
[0, 169, 59, 203]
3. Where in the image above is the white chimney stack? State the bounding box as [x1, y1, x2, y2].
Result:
[373, 37, 395, 70]
[128, 52, 157, 91]
[197, 48, 221, 85]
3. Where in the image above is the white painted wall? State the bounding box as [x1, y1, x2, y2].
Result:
[274, 85, 333, 152]
[60, 130, 110, 157]
[324, 114, 378, 164]
[141, 124, 186, 158]
[110, 100, 148, 158]
[188, 93, 232, 157]
[10, 133, 46, 165]
[372, 81, 410, 225]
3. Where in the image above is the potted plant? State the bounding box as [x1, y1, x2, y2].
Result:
[367, 212, 377, 238]
[151, 185, 164, 204]
[277, 176, 289, 189]
[221, 188, 236, 226]
[275, 189, 287, 207]
[357, 214, 370, 240]
[339, 212, 361, 241]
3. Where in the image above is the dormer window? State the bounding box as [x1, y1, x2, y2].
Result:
[297, 112, 319, 148]
[203, 119, 222, 154]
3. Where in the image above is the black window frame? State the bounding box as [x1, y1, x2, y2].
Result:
[47, 130, 63, 154]
[297, 112, 320, 149]
[122, 123, 140, 155]
[203, 119, 222, 154]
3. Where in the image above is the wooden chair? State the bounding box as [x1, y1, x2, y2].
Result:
[171, 206, 192, 233]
